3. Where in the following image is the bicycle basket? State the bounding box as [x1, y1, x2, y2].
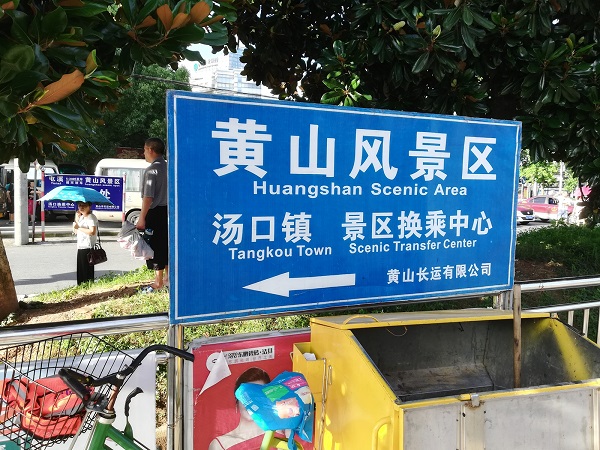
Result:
[0, 332, 134, 450]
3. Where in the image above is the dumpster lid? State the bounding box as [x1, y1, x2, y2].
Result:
[310, 309, 550, 330]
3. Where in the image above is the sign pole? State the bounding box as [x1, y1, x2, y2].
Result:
[122, 174, 127, 223]
[30, 162, 38, 243]
[40, 169, 45, 242]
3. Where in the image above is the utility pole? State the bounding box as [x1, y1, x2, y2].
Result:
[558, 161, 565, 192]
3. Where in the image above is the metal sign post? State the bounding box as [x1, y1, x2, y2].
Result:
[167, 92, 521, 324]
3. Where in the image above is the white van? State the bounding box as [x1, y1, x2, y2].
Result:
[0, 159, 60, 181]
[94, 158, 149, 223]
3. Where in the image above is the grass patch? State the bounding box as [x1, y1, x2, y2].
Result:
[516, 224, 600, 276]
[31, 267, 156, 304]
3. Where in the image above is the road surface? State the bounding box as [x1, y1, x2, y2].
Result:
[1, 218, 145, 298]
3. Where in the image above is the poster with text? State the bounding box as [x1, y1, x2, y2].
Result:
[187, 330, 313, 450]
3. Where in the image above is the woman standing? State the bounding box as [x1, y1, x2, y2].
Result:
[72, 201, 98, 285]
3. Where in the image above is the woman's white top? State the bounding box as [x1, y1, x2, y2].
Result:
[76, 214, 98, 249]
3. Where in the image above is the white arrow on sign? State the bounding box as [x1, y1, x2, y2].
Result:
[243, 272, 356, 297]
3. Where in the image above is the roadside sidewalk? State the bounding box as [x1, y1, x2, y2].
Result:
[0, 221, 120, 239]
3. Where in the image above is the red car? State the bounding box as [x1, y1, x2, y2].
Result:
[522, 196, 573, 221]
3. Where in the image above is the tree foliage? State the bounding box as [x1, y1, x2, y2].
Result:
[0, 0, 235, 171]
[73, 64, 191, 170]
[520, 161, 560, 188]
[226, 0, 600, 188]
[0, 0, 235, 319]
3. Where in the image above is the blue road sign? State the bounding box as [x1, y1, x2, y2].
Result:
[168, 92, 521, 324]
[43, 174, 124, 212]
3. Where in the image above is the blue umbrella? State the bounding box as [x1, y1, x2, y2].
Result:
[38, 185, 114, 205]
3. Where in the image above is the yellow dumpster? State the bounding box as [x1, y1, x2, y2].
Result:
[293, 309, 600, 450]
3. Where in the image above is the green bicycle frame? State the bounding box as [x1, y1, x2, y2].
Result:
[86, 416, 142, 450]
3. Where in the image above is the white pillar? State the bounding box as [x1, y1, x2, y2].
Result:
[13, 159, 28, 246]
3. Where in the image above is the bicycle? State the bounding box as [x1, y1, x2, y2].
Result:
[0, 332, 193, 450]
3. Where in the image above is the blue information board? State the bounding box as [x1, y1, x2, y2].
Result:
[43, 174, 124, 212]
[167, 92, 521, 324]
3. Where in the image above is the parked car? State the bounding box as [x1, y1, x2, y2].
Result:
[517, 203, 535, 225]
[522, 196, 573, 222]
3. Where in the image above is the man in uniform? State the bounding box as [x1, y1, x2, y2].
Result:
[137, 138, 168, 292]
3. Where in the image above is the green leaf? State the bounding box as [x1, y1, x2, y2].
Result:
[33, 104, 85, 130]
[44, 47, 88, 67]
[435, 42, 463, 53]
[130, 43, 144, 63]
[538, 9, 551, 33]
[120, 0, 137, 23]
[168, 24, 206, 44]
[0, 100, 18, 118]
[181, 49, 205, 65]
[200, 28, 227, 46]
[561, 84, 580, 103]
[117, 46, 135, 75]
[372, 38, 384, 56]
[548, 46, 567, 61]
[540, 39, 555, 59]
[322, 78, 343, 90]
[538, 87, 554, 106]
[471, 11, 495, 30]
[460, 24, 476, 51]
[41, 7, 67, 37]
[80, 85, 111, 102]
[333, 40, 345, 58]
[16, 116, 27, 146]
[553, 87, 561, 103]
[442, 6, 461, 29]
[390, 36, 403, 53]
[527, 14, 537, 37]
[137, 0, 162, 24]
[0, 45, 35, 83]
[88, 71, 120, 88]
[62, 2, 109, 17]
[6, 10, 30, 44]
[412, 51, 430, 73]
[575, 44, 595, 57]
[10, 70, 48, 95]
[462, 7, 473, 26]
[321, 91, 343, 104]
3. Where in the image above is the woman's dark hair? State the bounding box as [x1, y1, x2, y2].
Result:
[234, 367, 270, 400]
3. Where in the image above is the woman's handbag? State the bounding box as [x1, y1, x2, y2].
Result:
[88, 227, 107, 265]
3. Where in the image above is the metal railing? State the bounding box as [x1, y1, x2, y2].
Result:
[517, 276, 600, 344]
[0, 313, 168, 345]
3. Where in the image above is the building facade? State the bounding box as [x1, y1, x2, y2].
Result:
[186, 51, 271, 97]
